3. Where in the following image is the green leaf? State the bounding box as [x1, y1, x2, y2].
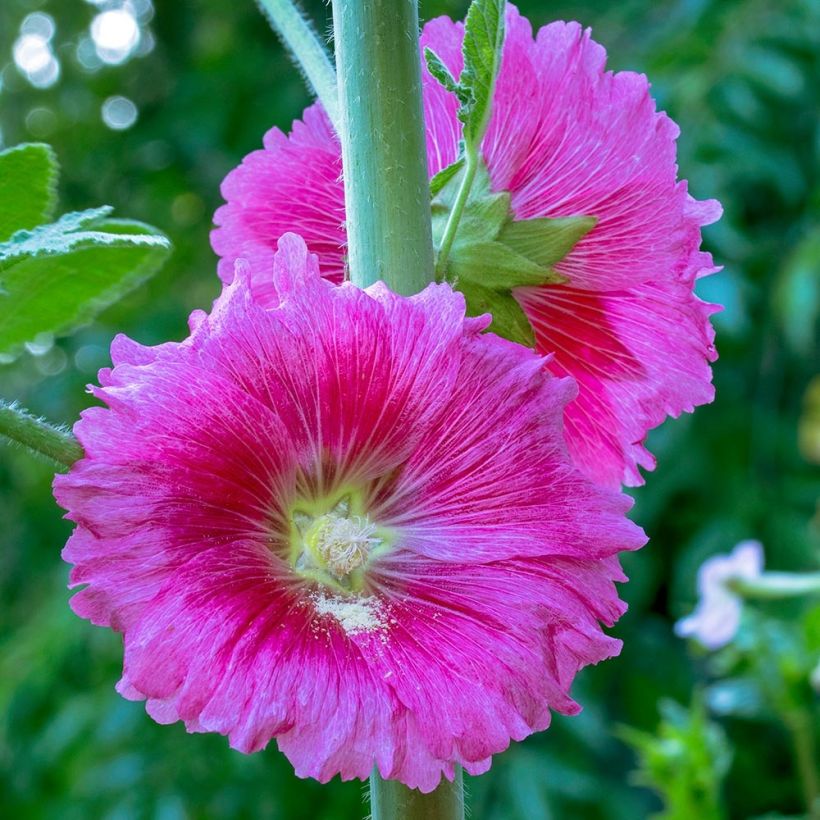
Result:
[424, 0, 506, 151]
[0, 207, 167, 267]
[423, 47, 462, 97]
[0, 143, 58, 242]
[460, 0, 506, 145]
[459, 280, 535, 347]
[498, 215, 598, 268]
[0, 215, 171, 359]
[429, 157, 465, 197]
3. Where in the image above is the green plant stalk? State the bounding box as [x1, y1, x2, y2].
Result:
[331, 0, 461, 815]
[0, 400, 82, 469]
[784, 708, 820, 818]
[256, 0, 340, 131]
[331, 0, 435, 292]
[728, 572, 820, 599]
[369, 768, 465, 820]
[435, 149, 478, 278]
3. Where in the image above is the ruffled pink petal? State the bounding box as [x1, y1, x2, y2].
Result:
[56, 235, 644, 790]
[377, 331, 644, 559]
[212, 5, 720, 489]
[211, 104, 345, 300]
[516, 277, 719, 487]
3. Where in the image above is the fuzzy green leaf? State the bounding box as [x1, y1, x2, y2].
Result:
[423, 47, 462, 97]
[0, 215, 171, 359]
[0, 207, 167, 267]
[0, 143, 58, 242]
[459, 0, 506, 145]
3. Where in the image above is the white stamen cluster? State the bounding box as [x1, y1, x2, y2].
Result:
[315, 515, 380, 579]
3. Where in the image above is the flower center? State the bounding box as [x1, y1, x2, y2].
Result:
[290, 494, 386, 593]
[312, 514, 379, 577]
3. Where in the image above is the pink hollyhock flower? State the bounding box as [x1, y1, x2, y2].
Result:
[55, 234, 645, 792]
[675, 540, 764, 650]
[212, 5, 722, 489]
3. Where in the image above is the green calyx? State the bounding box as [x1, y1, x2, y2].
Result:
[431, 159, 597, 346]
[289, 492, 391, 594]
[424, 0, 596, 349]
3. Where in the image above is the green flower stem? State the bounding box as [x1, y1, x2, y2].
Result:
[435, 149, 478, 279]
[256, 0, 340, 131]
[0, 399, 82, 469]
[331, 0, 435, 292]
[728, 572, 820, 599]
[370, 768, 465, 820]
[784, 708, 820, 818]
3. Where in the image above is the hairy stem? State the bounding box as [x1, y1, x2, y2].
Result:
[728, 572, 820, 599]
[0, 399, 82, 469]
[256, 0, 340, 130]
[369, 768, 465, 820]
[331, 0, 435, 292]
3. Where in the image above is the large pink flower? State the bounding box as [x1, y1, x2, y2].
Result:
[55, 234, 645, 792]
[212, 6, 721, 489]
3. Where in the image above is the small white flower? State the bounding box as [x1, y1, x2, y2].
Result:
[675, 540, 764, 650]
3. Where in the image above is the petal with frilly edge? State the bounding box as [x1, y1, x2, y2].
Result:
[211, 5, 721, 489]
[56, 235, 645, 791]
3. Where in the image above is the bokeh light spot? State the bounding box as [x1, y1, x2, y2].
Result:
[101, 95, 138, 130]
[91, 9, 140, 65]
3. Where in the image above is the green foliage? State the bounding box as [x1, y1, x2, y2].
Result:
[0, 143, 57, 241]
[773, 228, 820, 355]
[0, 145, 171, 360]
[425, 0, 505, 148]
[432, 159, 593, 345]
[459, 0, 504, 144]
[620, 698, 732, 820]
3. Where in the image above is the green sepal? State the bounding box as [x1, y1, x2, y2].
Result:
[0, 143, 58, 242]
[430, 156, 465, 197]
[449, 241, 567, 289]
[498, 215, 597, 268]
[432, 157, 596, 348]
[458, 281, 535, 347]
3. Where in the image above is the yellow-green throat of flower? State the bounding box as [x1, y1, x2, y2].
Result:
[290, 494, 390, 593]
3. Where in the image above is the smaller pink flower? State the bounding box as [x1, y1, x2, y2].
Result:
[675, 540, 764, 650]
[55, 234, 645, 791]
[212, 5, 721, 490]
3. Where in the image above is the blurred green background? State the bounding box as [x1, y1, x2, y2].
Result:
[1, 0, 818, 817]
